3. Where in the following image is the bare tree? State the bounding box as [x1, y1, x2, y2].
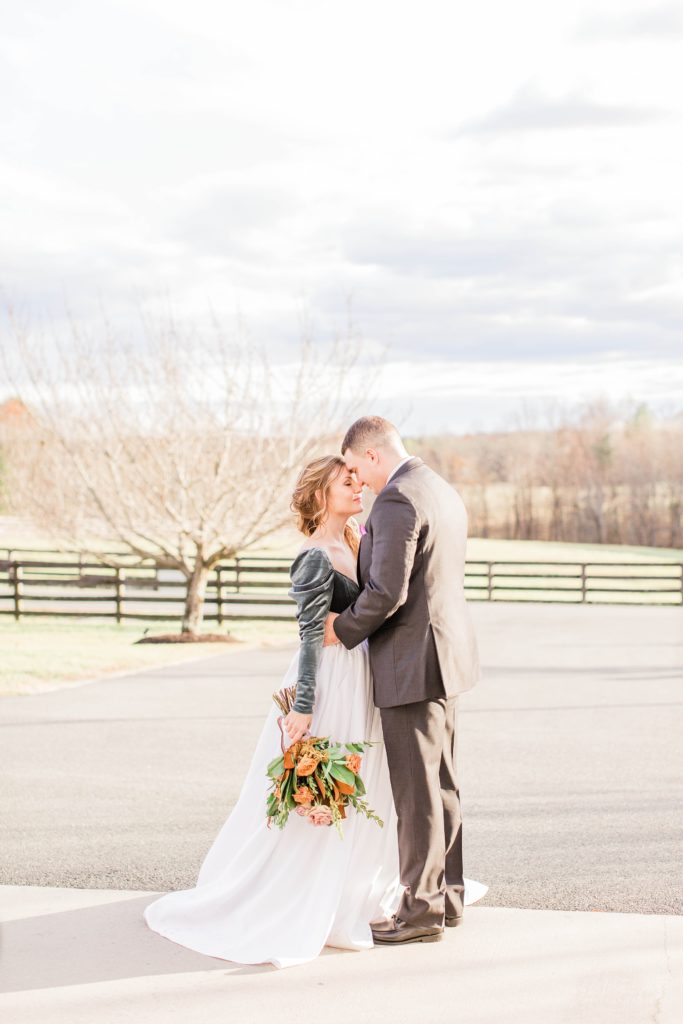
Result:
[659, 418, 683, 548]
[406, 399, 683, 547]
[0, 302, 374, 634]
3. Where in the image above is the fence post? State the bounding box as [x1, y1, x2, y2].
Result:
[580, 563, 587, 603]
[487, 562, 493, 601]
[12, 563, 23, 621]
[216, 566, 223, 625]
[235, 556, 241, 595]
[115, 568, 126, 623]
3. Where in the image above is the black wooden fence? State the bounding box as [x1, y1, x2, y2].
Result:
[0, 550, 681, 621]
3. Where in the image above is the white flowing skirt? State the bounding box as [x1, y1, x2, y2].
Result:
[143, 639, 488, 969]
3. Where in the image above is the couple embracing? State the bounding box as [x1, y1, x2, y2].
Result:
[144, 416, 487, 968]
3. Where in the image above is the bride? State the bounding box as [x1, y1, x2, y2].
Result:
[143, 455, 488, 969]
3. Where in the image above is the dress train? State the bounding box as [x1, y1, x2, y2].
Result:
[143, 641, 488, 968]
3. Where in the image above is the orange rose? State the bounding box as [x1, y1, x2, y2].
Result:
[345, 754, 362, 774]
[296, 755, 319, 777]
[293, 785, 314, 805]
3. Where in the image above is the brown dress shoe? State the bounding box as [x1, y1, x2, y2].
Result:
[445, 914, 464, 928]
[369, 916, 395, 932]
[371, 916, 444, 945]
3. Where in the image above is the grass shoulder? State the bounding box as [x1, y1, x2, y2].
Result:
[0, 616, 298, 697]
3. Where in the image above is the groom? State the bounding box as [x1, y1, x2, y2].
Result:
[323, 415, 481, 945]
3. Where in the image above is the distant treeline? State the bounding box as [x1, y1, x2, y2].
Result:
[409, 403, 683, 548]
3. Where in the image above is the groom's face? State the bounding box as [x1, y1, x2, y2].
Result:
[342, 447, 385, 495]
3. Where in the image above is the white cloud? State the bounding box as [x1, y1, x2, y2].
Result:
[456, 84, 666, 135]
[576, 3, 683, 41]
[1, 0, 682, 429]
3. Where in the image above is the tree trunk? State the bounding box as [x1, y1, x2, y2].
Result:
[182, 562, 211, 635]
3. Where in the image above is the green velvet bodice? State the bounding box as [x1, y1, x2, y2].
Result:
[287, 547, 360, 714]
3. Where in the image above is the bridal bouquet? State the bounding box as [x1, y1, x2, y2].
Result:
[266, 685, 384, 838]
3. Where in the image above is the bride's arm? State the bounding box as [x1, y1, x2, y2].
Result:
[286, 548, 334, 720]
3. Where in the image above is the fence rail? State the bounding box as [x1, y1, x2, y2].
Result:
[0, 552, 681, 622]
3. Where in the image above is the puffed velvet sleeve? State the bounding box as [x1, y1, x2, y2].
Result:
[287, 547, 335, 714]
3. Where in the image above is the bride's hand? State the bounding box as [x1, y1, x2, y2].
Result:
[283, 710, 312, 743]
[323, 612, 340, 647]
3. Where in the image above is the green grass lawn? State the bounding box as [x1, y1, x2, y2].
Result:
[0, 616, 298, 697]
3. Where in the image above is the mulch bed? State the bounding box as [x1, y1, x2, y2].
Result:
[135, 632, 241, 644]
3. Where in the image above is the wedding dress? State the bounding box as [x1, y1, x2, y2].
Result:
[143, 549, 488, 969]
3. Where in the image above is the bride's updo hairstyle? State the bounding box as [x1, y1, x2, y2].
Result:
[291, 455, 361, 557]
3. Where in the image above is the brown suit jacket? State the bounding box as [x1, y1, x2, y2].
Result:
[333, 456, 480, 708]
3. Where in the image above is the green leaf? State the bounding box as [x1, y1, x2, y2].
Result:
[266, 755, 285, 778]
[281, 772, 293, 800]
[329, 763, 355, 786]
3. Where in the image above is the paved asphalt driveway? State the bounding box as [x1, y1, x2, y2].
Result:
[1, 602, 681, 914]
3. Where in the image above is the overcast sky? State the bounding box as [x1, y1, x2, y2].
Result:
[2, 0, 682, 432]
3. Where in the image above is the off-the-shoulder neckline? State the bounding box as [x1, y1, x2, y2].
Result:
[295, 545, 359, 588]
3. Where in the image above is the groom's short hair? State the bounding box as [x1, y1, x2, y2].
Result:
[341, 416, 402, 454]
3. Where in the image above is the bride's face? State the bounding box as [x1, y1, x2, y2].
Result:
[324, 467, 363, 518]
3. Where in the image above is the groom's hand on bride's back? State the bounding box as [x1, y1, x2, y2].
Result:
[323, 613, 341, 647]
